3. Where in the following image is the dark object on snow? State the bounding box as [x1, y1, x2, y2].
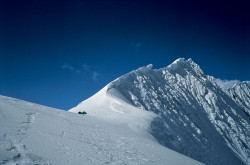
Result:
[78, 111, 87, 115]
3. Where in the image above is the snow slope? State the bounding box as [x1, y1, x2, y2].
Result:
[71, 58, 250, 165]
[0, 95, 203, 165]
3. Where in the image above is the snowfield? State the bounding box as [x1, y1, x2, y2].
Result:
[0, 95, 203, 165]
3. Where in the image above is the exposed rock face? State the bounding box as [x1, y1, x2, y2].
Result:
[107, 58, 250, 165]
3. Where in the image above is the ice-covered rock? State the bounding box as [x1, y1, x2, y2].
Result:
[227, 81, 250, 116]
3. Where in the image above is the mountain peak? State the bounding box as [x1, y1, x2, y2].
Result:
[164, 58, 204, 77]
[71, 58, 250, 165]
[108, 58, 206, 93]
[129, 58, 204, 76]
[104, 58, 249, 165]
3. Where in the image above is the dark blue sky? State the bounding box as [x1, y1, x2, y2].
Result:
[1, 0, 249, 110]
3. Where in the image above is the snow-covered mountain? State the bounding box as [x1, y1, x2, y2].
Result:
[0, 95, 203, 165]
[71, 58, 250, 165]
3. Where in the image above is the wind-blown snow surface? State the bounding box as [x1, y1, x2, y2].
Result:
[71, 58, 250, 165]
[215, 78, 240, 89]
[0, 95, 203, 165]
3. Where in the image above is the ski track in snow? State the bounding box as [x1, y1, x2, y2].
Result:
[0, 100, 53, 165]
[0, 112, 52, 165]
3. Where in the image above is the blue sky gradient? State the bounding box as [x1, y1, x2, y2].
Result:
[1, 0, 249, 110]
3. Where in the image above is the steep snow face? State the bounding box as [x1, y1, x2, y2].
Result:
[227, 81, 250, 116]
[104, 58, 249, 165]
[0, 95, 203, 165]
[70, 85, 159, 136]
